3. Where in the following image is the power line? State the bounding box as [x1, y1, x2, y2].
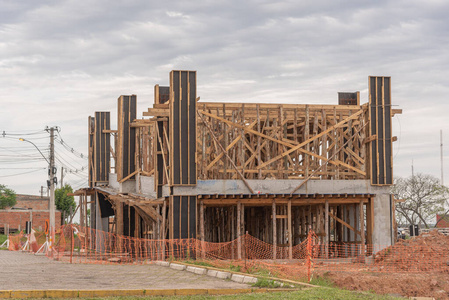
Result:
[55, 132, 87, 160]
[0, 168, 46, 178]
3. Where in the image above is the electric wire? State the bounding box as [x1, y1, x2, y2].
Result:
[0, 168, 46, 178]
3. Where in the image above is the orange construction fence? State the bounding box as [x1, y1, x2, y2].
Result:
[8, 225, 449, 281]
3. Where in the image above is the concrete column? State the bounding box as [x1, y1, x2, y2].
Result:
[373, 193, 393, 249]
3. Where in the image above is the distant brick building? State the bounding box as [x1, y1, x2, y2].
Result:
[14, 194, 50, 210]
[0, 194, 61, 232]
[436, 214, 449, 228]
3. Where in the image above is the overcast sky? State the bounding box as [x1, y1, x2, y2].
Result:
[1, 0, 448, 195]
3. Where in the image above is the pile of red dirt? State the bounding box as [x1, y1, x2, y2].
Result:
[324, 271, 449, 299]
[373, 230, 449, 272]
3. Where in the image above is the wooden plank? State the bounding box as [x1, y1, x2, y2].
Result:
[143, 109, 170, 117]
[270, 215, 287, 219]
[201, 110, 360, 173]
[198, 112, 254, 193]
[360, 200, 365, 255]
[198, 102, 361, 111]
[325, 200, 329, 258]
[328, 211, 361, 236]
[200, 200, 205, 258]
[237, 202, 242, 260]
[288, 199, 292, 259]
[118, 169, 138, 183]
[272, 199, 276, 260]
[162, 199, 166, 259]
[255, 109, 365, 170]
[116, 201, 124, 236]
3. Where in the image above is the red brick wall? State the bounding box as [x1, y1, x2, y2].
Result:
[0, 210, 62, 232]
[14, 200, 49, 210]
[12, 194, 50, 210]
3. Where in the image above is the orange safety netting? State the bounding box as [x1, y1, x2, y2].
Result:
[8, 226, 449, 282]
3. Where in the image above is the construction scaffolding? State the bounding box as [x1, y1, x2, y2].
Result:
[76, 71, 401, 260]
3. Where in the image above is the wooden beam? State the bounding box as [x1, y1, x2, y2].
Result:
[272, 199, 277, 260]
[116, 201, 124, 236]
[200, 200, 205, 259]
[237, 202, 242, 260]
[198, 111, 254, 194]
[256, 109, 365, 170]
[288, 199, 292, 260]
[328, 211, 361, 236]
[289, 120, 368, 195]
[118, 169, 138, 183]
[360, 200, 365, 255]
[325, 200, 329, 258]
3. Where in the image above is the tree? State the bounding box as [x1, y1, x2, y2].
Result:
[0, 184, 16, 209]
[393, 173, 449, 228]
[55, 184, 76, 216]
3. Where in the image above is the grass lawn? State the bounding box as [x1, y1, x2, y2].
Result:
[0, 234, 7, 249]
[26, 288, 399, 300]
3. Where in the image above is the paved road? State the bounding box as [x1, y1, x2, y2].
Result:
[0, 251, 250, 290]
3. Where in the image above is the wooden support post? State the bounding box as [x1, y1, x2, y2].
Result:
[325, 200, 329, 259]
[360, 200, 365, 256]
[369, 197, 374, 246]
[162, 199, 166, 260]
[241, 204, 245, 259]
[116, 201, 124, 236]
[135, 213, 140, 238]
[84, 191, 88, 228]
[237, 202, 242, 260]
[79, 195, 84, 228]
[231, 206, 235, 259]
[200, 200, 205, 259]
[272, 199, 277, 260]
[288, 199, 292, 260]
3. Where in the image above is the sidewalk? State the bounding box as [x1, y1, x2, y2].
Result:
[0, 251, 250, 290]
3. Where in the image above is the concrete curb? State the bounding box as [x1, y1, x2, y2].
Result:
[160, 261, 319, 289]
[0, 288, 295, 298]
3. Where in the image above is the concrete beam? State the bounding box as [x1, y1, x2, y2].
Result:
[171, 179, 388, 196]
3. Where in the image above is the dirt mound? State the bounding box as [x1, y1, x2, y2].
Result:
[374, 230, 449, 272]
[324, 271, 449, 299]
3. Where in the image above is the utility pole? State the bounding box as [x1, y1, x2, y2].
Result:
[40, 186, 44, 198]
[441, 130, 444, 186]
[49, 127, 56, 255]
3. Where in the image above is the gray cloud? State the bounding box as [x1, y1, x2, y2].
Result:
[1, 0, 448, 193]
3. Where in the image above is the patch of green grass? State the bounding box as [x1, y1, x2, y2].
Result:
[26, 288, 401, 300]
[309, 274, 335, 288]
[229, 263, 241, 272]
[252, 267, 272, 277]
[252, 277, 281, 288]
[0, 234, 7, 250]
[182, 259, 214, 268]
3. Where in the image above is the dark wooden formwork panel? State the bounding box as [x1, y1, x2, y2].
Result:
[169, 70, 197, 186]
[170, 195, 197, 239]
[94, 112, 110, 185]
[154, 85, 170, 104]
[117, 95, 137, 181]
[369, 76, 392, 185]
[338, 92, 360, 106]
[98, 192, 114, 218]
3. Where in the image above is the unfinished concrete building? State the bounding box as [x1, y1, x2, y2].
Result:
[75, 70, 401, 259]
